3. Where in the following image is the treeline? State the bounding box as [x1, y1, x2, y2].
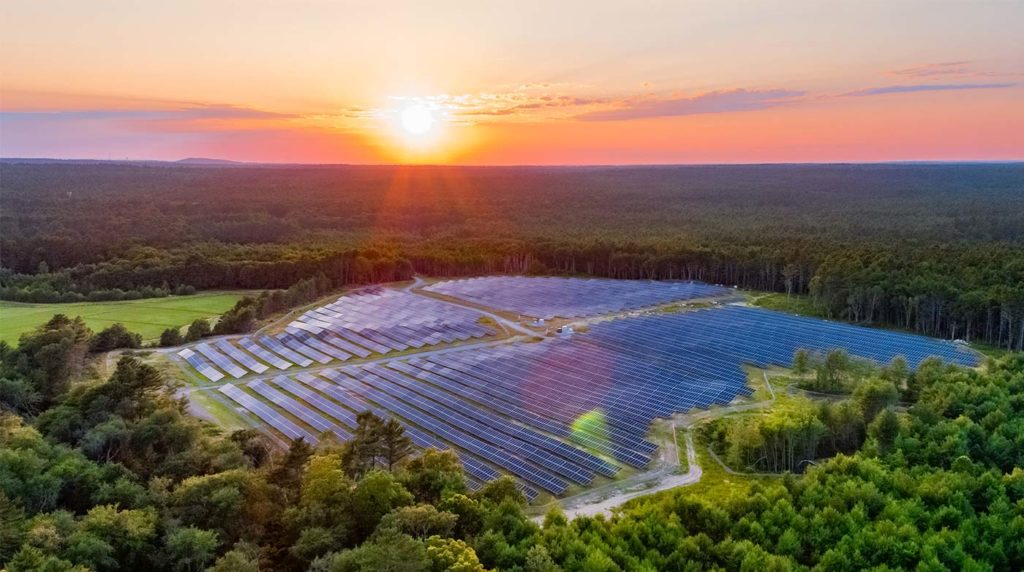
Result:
[0, 267, 197, 303]
[159, 274, 337, 346]
[2, 163, 1022, 343]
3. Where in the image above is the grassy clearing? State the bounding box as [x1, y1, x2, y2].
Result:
[676, 430, 770, 503]
[749, 292, 822, 317]
[677, 431, 689, 473]
[186, 387, 266, 435]
[0, 292, 250, 346]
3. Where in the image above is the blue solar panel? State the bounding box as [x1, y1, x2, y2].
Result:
[177, 348, 224, 381]
[195, 343, 247, 378]
[219, 383, 316, 443]
[215, 340, 269, 374]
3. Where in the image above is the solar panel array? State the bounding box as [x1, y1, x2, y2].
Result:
[586, 305, 981, 370]
[179, 289, 496, 382]
[212, 303, 979, 498]
[423, 276, 733, 319]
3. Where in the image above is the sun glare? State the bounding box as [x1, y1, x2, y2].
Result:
[400, 104, 435, 135]
[383, 98, 476, 163]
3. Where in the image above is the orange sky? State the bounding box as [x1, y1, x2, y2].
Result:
[1, 1, 1022, 164]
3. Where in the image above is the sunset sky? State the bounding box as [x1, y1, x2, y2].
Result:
[2, 0, 1022, 165]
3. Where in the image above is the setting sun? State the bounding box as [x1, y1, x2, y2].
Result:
[400, 104, 435, 135]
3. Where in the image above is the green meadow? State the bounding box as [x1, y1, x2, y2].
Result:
[0, 292, 248, 346]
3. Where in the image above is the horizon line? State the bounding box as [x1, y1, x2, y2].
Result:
[3, 157, 1023, 169]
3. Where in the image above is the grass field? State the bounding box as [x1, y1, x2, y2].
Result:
[0, 292, 248, 345]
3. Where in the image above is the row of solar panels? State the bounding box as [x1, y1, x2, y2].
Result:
[582, 305, 981, 370]
[299, 288, 480, 323]
[179, 313, 495, 382]
[292, 289, 491, 337]
[423, 276, 732, 319]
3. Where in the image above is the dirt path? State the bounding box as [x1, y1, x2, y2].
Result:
[553, 431, 702, 520]
[407, 276, 538, 337]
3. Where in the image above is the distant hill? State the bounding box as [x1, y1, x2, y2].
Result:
[175, 157, 246, 165]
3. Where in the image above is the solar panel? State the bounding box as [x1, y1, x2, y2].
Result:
[195, 343, 247, 378]
[177, 348, 225, 382]
[218, 383, 317, 443]
[214, 340, 269, 374]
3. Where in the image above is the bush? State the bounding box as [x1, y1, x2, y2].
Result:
[184, 319, 211, 342]
[159, 328, 185, 347]
[89, 324, 142, 353]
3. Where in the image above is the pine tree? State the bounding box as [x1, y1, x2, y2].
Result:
[380, 418, 413, 471]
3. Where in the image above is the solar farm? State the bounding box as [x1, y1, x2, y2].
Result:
[423, 276, 733, 319]
[178, 277, 980, 500]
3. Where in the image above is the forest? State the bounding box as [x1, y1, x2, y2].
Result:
[1, 310, 1023, 570]
[2, 162, 1023, 348]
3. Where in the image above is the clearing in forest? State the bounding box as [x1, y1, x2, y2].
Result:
[0, 292, 246, 345]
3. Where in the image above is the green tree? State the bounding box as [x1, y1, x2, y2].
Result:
[811, 349, 852, 392]
[792, 348, 811, 375]
[351, 471, 414, 542]
[880, 356, 910, 389]
[438, 494, 484, 539]
[868, 407, 901, 453]
[9, 314, 92, 405]
[474, 476, 525, 506]
[75, 504, 159, 571]
[159, 327, 185, 347]
[206, 541, 260, 572]
[425, 536, 485, 572]
[230, 429, 272, 468]
[401, 448, 466, 504]
[341, 412, 386, 478]
[0, 376, 41, 415]
[169, 470, 251, 544]
[524, 545, 560, 572]
[165, 527, 219, 572]
[185, 319, 212, 342]
[0, 492, 27, 564]
[853, 378, 899, 422]
[381, 418, 414, 471]
[269, 438, 313, 498]
[5, 546, 87, 572]
[379, 505, 457, 539]
[89, 323, 142, 353]
[311, 530, 429, 572]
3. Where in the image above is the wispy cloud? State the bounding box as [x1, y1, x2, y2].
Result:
[886, 61, 1022, 80]
[1, 104, 291, 123]
[889, 61, 974, 78]
[385, 88, 609, 122]
[0, 103, 297, 140]
[844, 83, 1016, 97]
[576, 89, 805, 122]
[329, 86, 808, 128]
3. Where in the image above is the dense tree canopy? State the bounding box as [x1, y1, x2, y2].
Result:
[2, 163, 1022, 346]
[1, 308, 1023, 570]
